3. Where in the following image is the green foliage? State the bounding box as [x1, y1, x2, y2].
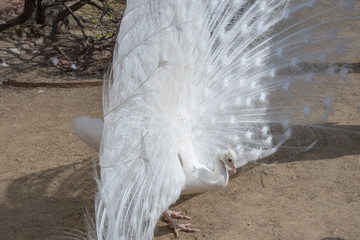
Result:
[89, 0, 123, 42]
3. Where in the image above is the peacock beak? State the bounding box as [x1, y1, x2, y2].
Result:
[232, 166, 236, 174]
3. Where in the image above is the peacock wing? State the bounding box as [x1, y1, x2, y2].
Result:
[95, 118, 185, 239]
[96, 1, 187, 239]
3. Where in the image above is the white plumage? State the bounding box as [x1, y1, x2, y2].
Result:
[71, 116, 103, 152]
[71, 0, 360, 239]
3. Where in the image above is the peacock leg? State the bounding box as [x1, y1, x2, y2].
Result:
[163, 210, 200, 237]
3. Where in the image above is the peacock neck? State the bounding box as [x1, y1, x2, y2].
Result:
[212, 152, 229, 185]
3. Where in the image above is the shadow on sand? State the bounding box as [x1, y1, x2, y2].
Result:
[0, 157, 96, 239]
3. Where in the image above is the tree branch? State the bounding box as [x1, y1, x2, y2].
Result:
[0, 0, 38, 31]
[0, 14, 25, 31]
[63, 2, 88, 40]
[52, 0, 90, 29]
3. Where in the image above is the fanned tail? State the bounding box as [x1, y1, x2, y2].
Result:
[90, 0, 360, 239]
[186, 0, 360, 167]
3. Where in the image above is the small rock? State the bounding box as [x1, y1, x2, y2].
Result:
[19, 44, 30, 50]
[71, 63, 77, 70]
[34, 37, 44, 46]
[38, 90, 44, 93]
[9, 48, 20, 54]
[49, 57, 59, 66]
[1, 62, 9, 67]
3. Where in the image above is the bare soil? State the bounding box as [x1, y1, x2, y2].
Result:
[0, 8, 360, 240]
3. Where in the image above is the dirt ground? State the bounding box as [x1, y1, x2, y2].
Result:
[1, 11, 360, 240]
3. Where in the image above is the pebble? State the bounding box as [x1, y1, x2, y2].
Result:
[49, 57, 59, 66]
[9, 48, 20, 54]
[71, 63, 78, 70]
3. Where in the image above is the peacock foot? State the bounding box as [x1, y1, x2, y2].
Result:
[163, 210, 200, 237]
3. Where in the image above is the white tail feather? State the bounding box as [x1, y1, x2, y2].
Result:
[71, 116, 103, 152]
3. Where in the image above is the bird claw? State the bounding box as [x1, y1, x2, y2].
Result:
[166, 210, 191, 220]
[163, 210, 200, 237]
[168, 222, 200, 237]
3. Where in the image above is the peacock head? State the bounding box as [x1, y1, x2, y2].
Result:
[220, 148, 237, 174]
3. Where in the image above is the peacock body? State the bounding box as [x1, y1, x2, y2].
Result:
[71, 0, 360, 239]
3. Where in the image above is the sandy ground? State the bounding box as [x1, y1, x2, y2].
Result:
[0, 76, 359, 240]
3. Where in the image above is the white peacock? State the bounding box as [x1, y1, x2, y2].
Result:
[71, 0, 360, 239]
